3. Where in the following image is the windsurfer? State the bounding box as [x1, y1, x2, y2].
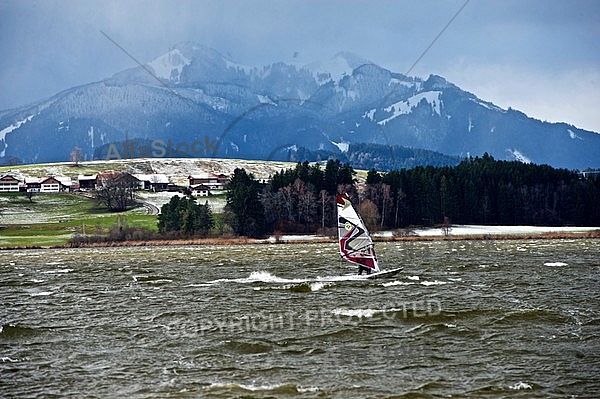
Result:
[358, 265, 372, 275]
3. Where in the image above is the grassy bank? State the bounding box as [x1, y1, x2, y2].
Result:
[0, 192, 157, 248]
[2, 228, 599, 251]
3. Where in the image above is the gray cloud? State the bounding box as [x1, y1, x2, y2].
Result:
[1, 0, 599, 131]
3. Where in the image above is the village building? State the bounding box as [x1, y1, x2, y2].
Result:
[40, 177, 61, 192]
[96, 172, 140, 189]
[24, 177, 42, 192]
[77, 174, 98, 190]
[188, 173, 229, 191]
[132, 174, 170, 191]
[191, 184, 211, 197]
[24, 176, 72, 192]
[0, 175, 21, 192]
[54, 176, 72, 192]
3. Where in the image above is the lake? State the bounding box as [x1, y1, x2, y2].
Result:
[1, 239, 599, 398]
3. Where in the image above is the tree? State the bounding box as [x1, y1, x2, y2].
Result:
[358, 199, 380, 232]
[441, 216, 452, 236]
[366, 168, 382, 185]
[158, 195, 182, 232]
[95, 172, 138, 211]
[70, 146, 83, 166]
[295, 179, 317, 230]
[158, 196, 214, 236]
[323, 159, 355, 194]
[224, 168, 266, 237]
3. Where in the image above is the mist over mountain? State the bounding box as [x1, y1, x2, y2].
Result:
[1, 43, 599, 170]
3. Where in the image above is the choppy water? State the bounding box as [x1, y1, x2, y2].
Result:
[1, 239, 599, 398]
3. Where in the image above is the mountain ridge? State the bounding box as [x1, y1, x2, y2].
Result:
[1, 42, 599, 170]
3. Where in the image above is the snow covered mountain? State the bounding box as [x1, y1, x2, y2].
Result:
[1, 43, 599, 170]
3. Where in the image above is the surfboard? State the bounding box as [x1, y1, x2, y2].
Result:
[364, 266, 404, 279]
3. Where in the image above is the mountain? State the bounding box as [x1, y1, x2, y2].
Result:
[1, 42, 599, 170]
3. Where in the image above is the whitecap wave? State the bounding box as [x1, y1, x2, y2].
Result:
[42, 268, 73, 274]
[509, 381, 532, 390]
[332, 308, 379, 318]
[246, 271, 308, 284]
[29, 291, 54, 296]
[420, 280, 448, 286]
[544, 262, 568, 267]
[310, 282, 327, 291]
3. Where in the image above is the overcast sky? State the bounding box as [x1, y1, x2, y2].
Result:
[1, 0, 599, 132]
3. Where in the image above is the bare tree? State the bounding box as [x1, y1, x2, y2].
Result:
[295, 179, 316, 229]
[441, 216, 452, 236]
[358, 199, 380, 232]
[70, 146, 83, 166]
[95, 173, 138, 211]
[319, 189, 328, 229]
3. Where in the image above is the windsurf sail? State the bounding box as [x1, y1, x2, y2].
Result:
[336, 194, 380, 273]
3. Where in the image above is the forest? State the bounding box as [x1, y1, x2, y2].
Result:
[224, 155, 600, 237]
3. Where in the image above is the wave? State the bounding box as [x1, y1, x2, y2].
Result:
[204, 271, 309, 285]
[204, 382, 317, 395]
[221, 339, 274, 354]
[509, 381, 533, 390]
[204, 271, 368, 286]
[0, 324, 43, 339]
[288, 281, 332, 292]
[544, 262, 568, 267]
[491, 308, 574, 324]
[28, 290, 55, 297]
[132, 275, 173, 284]
[41, 268, 73, 274]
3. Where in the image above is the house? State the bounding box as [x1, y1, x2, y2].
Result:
[96, 172, 140, 189]
[40, 176, 72, 192]
[40, 177, 61, 192]
[54, 176, 72, 192]
[191, 184, 211, 197]
[0, 175, 21, 192]
[24, 176, 72, 193]
[78, 174, 98, 190]
[188, 173, 230, 190]
[132, 173, 169, 191]
[24, 177, 42, 192]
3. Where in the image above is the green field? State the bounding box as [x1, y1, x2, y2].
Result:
[0, 192, 158, 248]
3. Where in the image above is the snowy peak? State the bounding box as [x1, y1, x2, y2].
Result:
[306, 51, 371, 83]
[1, 43, 599, 170]
[148, 48, 191, 82]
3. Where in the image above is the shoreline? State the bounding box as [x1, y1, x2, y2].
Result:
[2, 229, 599, 251]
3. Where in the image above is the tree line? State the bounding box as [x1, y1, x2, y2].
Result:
[371, 153, 600, 228]
[224, 154, 600, 237]
[85, 155, 600, 241]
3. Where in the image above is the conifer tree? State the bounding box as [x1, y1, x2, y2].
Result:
[224, 168, 266, 237]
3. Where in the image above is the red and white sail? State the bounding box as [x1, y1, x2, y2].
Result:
[336, 194, 380, 273]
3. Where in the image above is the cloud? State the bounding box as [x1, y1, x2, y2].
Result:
[443, 62, 600, 133]
[1, 0, 599, 132]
